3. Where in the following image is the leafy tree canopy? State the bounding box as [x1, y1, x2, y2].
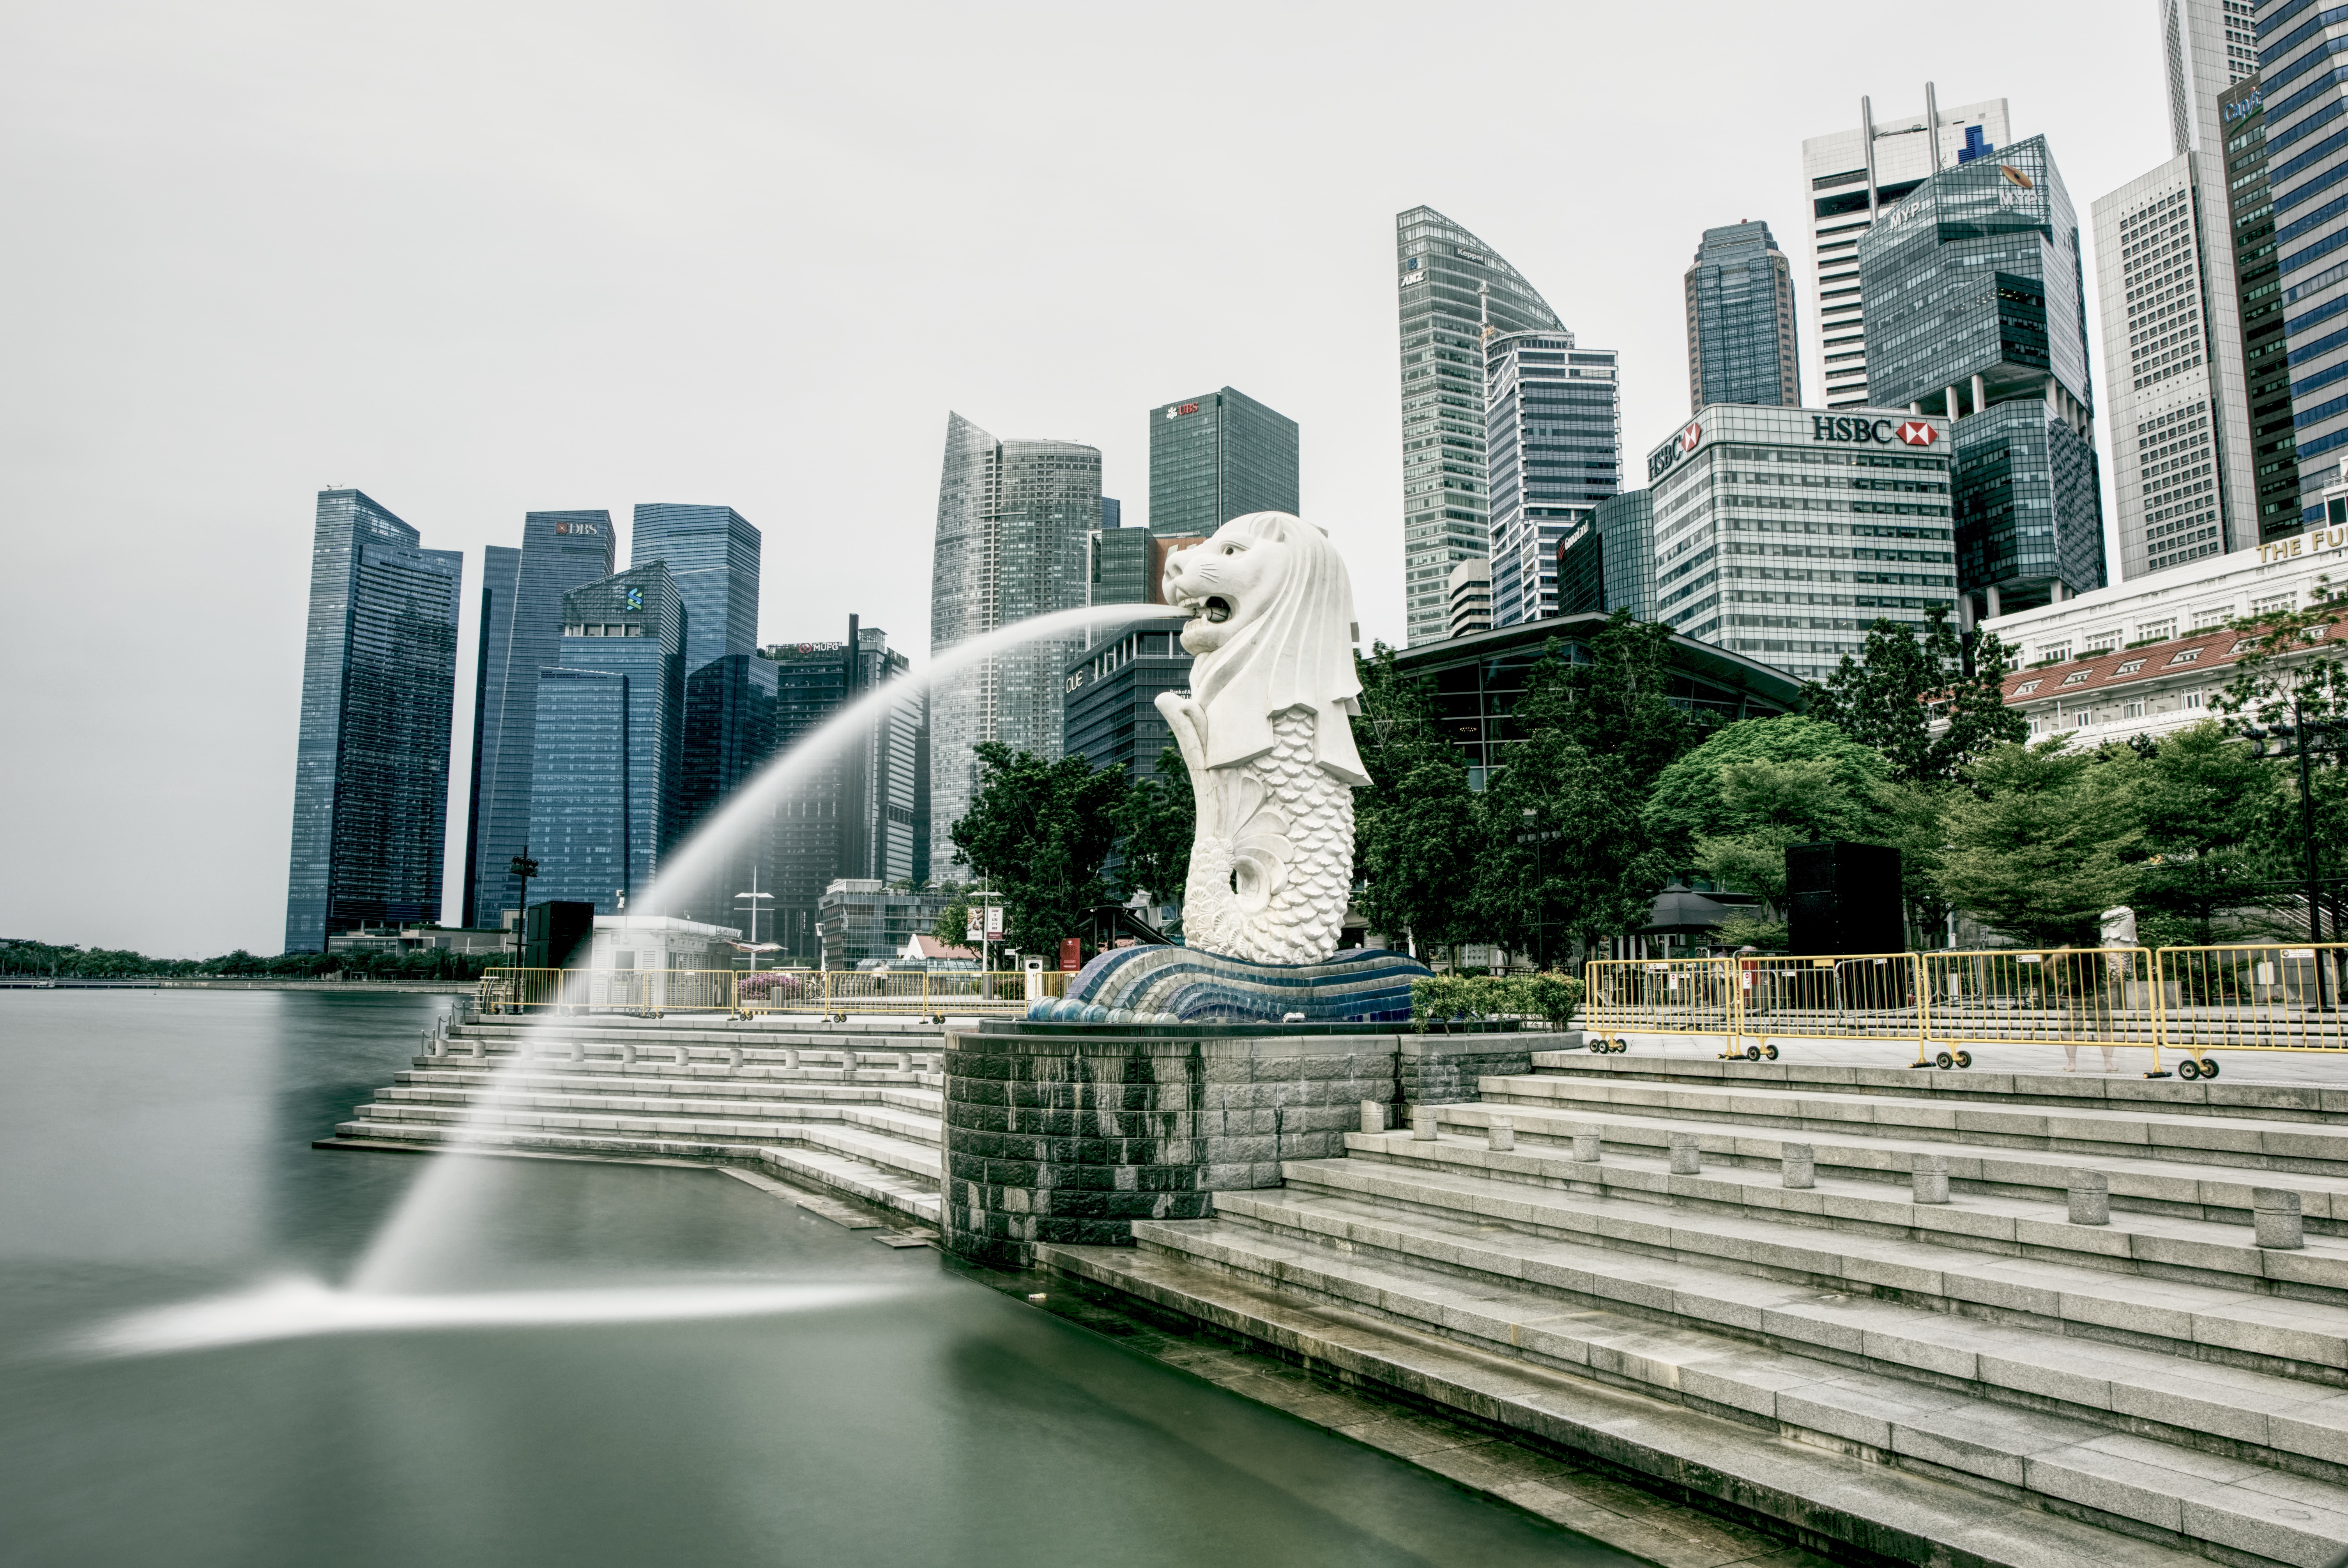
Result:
[1801, 606, 2026, 784]
[948, 742, 1126, 955]
[1110, 746, 1195, 908]
[1938, 740, 2139, 948]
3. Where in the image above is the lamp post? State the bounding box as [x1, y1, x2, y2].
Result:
[734, 866, 774, 973]
[507, 846, 538, 966]
[2247, 703, 2347, 1007]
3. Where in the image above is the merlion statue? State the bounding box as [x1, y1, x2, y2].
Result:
[1156, 512, 1368, 966]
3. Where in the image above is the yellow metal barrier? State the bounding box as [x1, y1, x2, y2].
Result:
[1919, 948, 2166, 1073]
[2155, 943, 2348, 1077]
[1737, 952, 1926, 1062]
[1582, 957, 1743, 1056]
[478, 968, 741, 1015]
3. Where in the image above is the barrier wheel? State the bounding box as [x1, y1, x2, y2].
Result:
[2178, 1058, 2202, 1081]
[1762, 1044, 1780, 1061]
[1934, 1050, 1954, 1070]
[1744, 1044, 1763, 1061]
[2201, 1057, 2220, 1079]
[1954, 1051, 1972, 1069]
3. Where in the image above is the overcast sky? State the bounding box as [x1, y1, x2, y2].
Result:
[1, 0, 2170, 957]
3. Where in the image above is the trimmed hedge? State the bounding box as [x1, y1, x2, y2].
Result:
[1411, 972, 1584, 1032]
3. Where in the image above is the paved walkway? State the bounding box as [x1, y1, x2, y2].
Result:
[1616, 1030, 2346, 1087]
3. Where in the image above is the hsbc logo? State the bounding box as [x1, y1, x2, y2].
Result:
[1648, 421, 1703, 480]
[1812, 415, 1936, 447]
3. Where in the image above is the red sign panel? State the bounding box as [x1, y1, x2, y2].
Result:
[1059, 937, 1082, 972]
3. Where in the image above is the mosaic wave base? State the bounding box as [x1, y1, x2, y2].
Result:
[1029, 945, 1436, 1026]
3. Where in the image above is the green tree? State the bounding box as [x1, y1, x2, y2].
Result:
[1350, 643, 1481, 958]
[1475, 727, 1668, 966]
[1939, 741, 2139, 947]
[1111, 746, 1195, 907]
[948, 743, 1126, 957]
[1801, 606, 2027, 784]
[1513, 613, 1706, 792]
[2120, 724, 2286, 946]
[1645, 717, 1891, 874]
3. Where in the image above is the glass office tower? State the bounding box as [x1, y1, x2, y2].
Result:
[1483, 330, 1620, 625]
[526, 562, 686, 913]
[1684, 221, 1801, 410]
[462, 509, 616, 928]
[662, 652, 780, 932]
[1147, 387, 1300, 538]
[1648, 405, 1958, 683]
[2219, 71, 2304, 544]
[927, 412, 1099, 875]
[2253, 0, 2348, 516]
[1558, 489, 1657, 621]
[1395, 206, 1565, 645]
[1856, 133, 2106, 616]
[630, 503, 760, 674]
[1802, 97, 2013, 410]
[760, 625, 926, 963]
[284, 489, 464, 952]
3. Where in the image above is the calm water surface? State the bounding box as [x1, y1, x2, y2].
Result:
[0, 992, 1638, 1567]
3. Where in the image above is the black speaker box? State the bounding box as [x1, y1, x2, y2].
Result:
[522, 901, 596, 971]
[1784, 841, 1904, 956]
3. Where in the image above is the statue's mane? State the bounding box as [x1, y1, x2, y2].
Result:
[1187, 512, 1368, 786]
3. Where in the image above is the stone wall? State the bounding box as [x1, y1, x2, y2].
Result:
[942, 1022, 1538, 1267]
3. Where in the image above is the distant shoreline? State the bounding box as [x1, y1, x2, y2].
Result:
[0, 978, 475, 994]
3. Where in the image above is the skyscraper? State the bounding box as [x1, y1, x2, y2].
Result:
[2253, 0, 2348, 518]
[1483, 329, 1620, 626]
[527, 562, 686, 913]
[927, 413, 1099, 875]
[760, 625, 926, 962]
[1856, 133, 2106, 617]
[1557, 489, 1657, 622]
[461, 509, 616, 929]
[2088, 0, 2262, 580]
[1647, 407, 1958, 683]
[630, 503, 760, 674]
[663, 652, 780, 933]
[1684, 221, 1802, 410]
[1802, 95, 2013, 410]
[2094, 161, 2251, 576]
[1147, 387, 1300, 537]
[285, 489, 465, 952]
[1395, 207, 1565, 645]
[2219, 70, 2304, 543]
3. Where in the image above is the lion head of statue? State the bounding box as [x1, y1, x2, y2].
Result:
[1162, 511, 1368, 786]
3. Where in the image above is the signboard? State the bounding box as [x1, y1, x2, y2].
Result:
[1811, 415, 1938, 447]
[1646, 420, 1703, 481]
[1165, 403, 1201, 417]
[965, 909, 983, 943]
[1059, 937, 1082, 972]
[552, 520, 600, 536]
[988, 905, 1005, 938]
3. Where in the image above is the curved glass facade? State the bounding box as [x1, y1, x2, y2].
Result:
[1395, 207, 1563, 645]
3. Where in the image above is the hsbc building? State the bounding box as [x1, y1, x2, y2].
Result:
[1641, 403, 1959, 686]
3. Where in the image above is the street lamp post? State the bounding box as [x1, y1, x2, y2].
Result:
[507, 846, 538, 966]
[734, 866, 774, 973]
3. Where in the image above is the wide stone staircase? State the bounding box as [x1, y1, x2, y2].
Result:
[323, 1014, 946, 1223]
[1041, 1045, 2348, 1568]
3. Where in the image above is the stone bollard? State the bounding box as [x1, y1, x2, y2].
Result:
[1570, 1126, 1602, 1163]
[1487, 1118, 1515, 1153]
[620, 1041, 637, 1068]
[2254, 1188, 2306, 1250]
[1781, 1142, 1816, 1189]
[571, 1038, 586, 1065]
[1668, 1132, 1701, 1175]
[473, 1034, 489, 1062]
[1912, 1153, 1951, 1205]
[782, 1047, 800, 1070]
[2068, 1170, 2110, 1226]
[895, 1052, 912, 1074]
[727, 1046, 744, 1074]
[841, 1052, 860, 1083]
[1360, 1100, 1386, 1135]
[1412, 1107, 1439, 1142]
[674, 1044, 693, 1074]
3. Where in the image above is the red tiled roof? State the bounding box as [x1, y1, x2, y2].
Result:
[2000, 621, 2337, 701]
[905, 934, 977, 960]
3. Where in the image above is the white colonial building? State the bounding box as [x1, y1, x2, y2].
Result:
[1987, 516, 2348, 745]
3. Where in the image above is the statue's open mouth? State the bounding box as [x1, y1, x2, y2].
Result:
[1201, 596, 1232, 624]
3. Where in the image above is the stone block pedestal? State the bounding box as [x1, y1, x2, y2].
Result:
[942, 1021, 1534, 1267]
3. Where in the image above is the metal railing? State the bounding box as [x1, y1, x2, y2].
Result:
[1579, 945, 2257, 1075]
[1583, 958, 1742, 1056]
[477, 967, 1068, 1018]
[2155, 943, 2348, 1075]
